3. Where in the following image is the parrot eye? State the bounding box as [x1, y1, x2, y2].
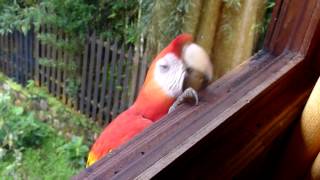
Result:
[159, 64, 170, 73]
[186, 67, 193, 74]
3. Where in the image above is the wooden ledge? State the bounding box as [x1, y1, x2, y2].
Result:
[73, 50, 317, 179]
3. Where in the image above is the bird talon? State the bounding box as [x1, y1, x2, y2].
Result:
[168, 87, 199, 113]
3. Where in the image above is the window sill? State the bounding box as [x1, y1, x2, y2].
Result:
[74, 50, 318, 179]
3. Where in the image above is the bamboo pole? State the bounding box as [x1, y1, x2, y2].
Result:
[210, 0, 266, 79]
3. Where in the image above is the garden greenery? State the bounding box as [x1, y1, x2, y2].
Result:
[0, 74, 100, 178]
[0, 0, 141, 98]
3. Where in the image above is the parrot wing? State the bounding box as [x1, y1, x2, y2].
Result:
[87, 110, 153, 167]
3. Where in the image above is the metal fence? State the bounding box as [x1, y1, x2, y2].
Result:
[0, 29, 149, 124]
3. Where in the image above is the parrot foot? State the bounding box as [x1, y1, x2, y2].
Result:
[169, 87, 199, 113]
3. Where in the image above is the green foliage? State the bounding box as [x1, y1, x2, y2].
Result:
[0, 93, 50, 154]
[92, 0, 140, 44]
[0, 73, 100, 178]
[141, 0, 195, 55]
[57, 136, 89, 168]
[254, 0, 275, 51]
[0, 0, 142, 100]
[0, 0, 140, 44]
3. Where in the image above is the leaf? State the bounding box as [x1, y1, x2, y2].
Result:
[21, 25, 28, 35]
[13, 107, 24, 116]
[107, 12, 116, 19]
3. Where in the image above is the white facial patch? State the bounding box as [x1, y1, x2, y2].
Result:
[154, 53, 186, 98]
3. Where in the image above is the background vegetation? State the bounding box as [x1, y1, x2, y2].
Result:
[0, 73, 100, 179]
[0, 0, 275, 79]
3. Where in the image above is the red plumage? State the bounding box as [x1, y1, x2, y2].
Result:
[87, 34, 193, 166]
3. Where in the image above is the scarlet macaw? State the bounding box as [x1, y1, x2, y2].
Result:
[87, 34, 213, 167]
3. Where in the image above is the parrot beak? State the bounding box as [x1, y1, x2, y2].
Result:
[181, 43, 213, 91]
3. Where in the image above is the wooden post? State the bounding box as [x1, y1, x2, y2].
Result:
[120, 46, 133, 112]
[56, 31, 63, 98]
[91, 37, 104, 120]
[97, 41, 111, 123]
[105, 40, 118, 122]
[51, 27, 58, 96]
[111, 45, 125, 119]
[79, 37, 89, 113]
[128, 50, 140, 106]
[85, 32, 97, 117]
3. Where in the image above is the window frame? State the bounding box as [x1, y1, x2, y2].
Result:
[74, 0, 320, 179]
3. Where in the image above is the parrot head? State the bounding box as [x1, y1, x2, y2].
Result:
[131, 33, 213, 121]
[182, 43, 213, 91]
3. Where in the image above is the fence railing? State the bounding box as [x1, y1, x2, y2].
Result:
[0, 29, 149, 124]
[0, 31, 35, 85]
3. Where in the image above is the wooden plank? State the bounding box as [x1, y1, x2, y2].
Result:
[2, 34, 6, 73]
[56, 31, 63, 99]
[264, 0, 284, 50]
[27, 30, 34, 80]
[62, 47, 68, 104]
[138, 53, 148, 90]
[7, 33, 11, 78]
[266, 0, 320, 56]
[74, 53, 81, 110]
[7, 33, 10, 77]
[8, 33, 12, 79]
[104, 40, 118, 122]
[128, 51, 140, 106]
[19, 31, 26, 83]
[85, 32, 97, 116]
[290, 0, 320, 54]
[51, 28, 58, 96]
[111, 45, 125, 119]
[97, 41, 111, 123]
[1, 34, 4, 72]
[46, 25, 52, 92]
[1, 35, 4, 72]
[120, 47, 133, 112]
[3, 34, 7, 74]
[88, 36, 130, 58]
[5, 33, 10, 75]
[34, 30, 40, 85]
[6, 34, 10, 75]
[67, 53, 73, 108]
[0, 35, 6, 72]
[79, 37, 90, 113]
[22, 32, 29, 83]
[0, 35, 3, 71]
[91, 37, 104, 120]
[15, 32, 19, 82]
[40, 26, 46, 86]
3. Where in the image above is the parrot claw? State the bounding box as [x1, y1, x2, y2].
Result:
[168, 87, 199, 113]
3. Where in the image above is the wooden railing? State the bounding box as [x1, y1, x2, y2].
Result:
[0, 29, 149, 123]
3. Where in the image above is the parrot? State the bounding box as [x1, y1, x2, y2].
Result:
[86, 33, 213, 167]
